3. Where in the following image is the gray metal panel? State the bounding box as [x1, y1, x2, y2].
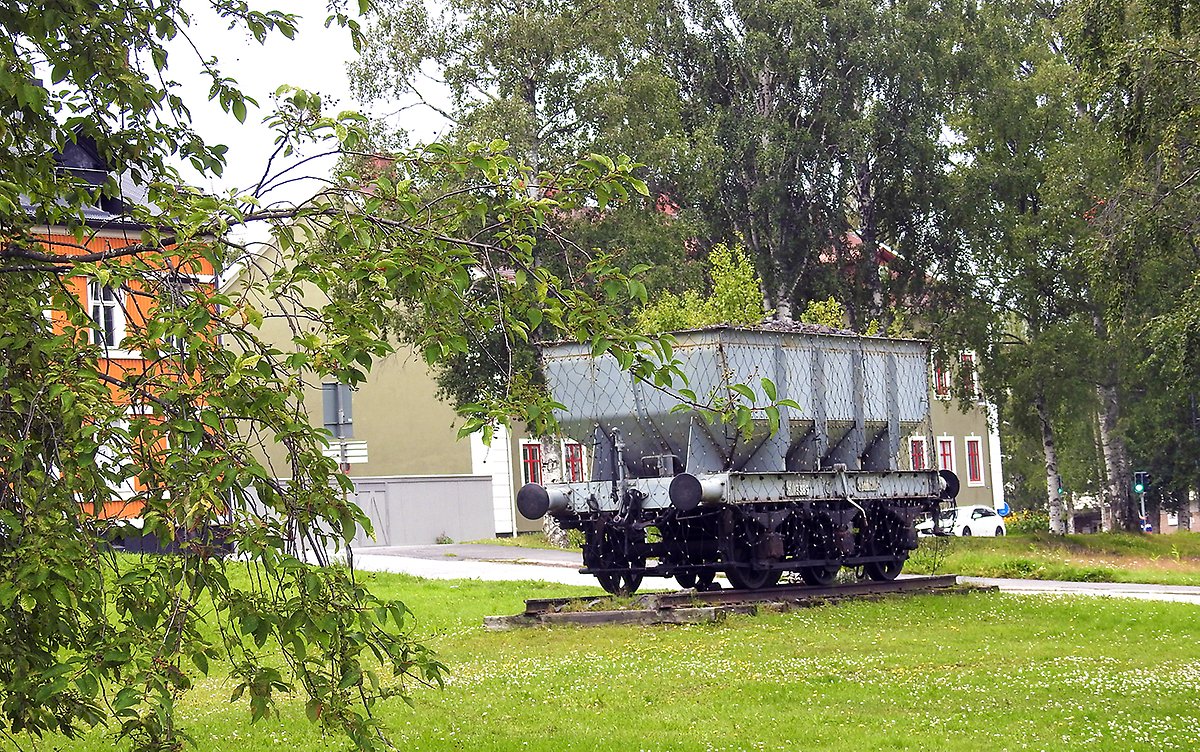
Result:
[541, 327, 931, 478]
[348, 475, 494, 546]
[321, 382, 354, 439]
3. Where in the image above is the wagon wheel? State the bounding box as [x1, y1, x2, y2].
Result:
[799, 564, 840, 586]
[863, 512, 905, 582]
[726, 562, 782, 590]
[675, 572, 697, 588]
[592, 526, 645, 596]
[597, 570, 643, 595]
[863, 559, 904, 581]
[722, 515, 781, 591]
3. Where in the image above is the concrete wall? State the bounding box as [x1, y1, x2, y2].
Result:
[348, 475, 494, 547]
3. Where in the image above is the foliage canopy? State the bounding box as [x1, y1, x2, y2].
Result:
[0, 3, 668, 750]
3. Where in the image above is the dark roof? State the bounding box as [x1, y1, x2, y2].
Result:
[20, 131, 152, 230]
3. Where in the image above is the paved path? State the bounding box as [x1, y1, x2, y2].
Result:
[958, 576, 1200, 605]
[348, 543, 1200, 604]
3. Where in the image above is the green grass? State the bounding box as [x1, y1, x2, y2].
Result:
[466, 532, 582, 551]
[907, 531, 1200, 585]
[13, 571, 1200, 752]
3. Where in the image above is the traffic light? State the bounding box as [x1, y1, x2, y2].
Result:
[1133, 471, 1149, 494]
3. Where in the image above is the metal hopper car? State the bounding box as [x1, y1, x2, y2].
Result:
[517, 326, 957, 594]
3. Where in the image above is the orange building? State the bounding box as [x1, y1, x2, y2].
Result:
[21, 134, 217, 519]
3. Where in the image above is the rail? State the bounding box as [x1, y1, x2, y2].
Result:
[522, 574, 962, 616]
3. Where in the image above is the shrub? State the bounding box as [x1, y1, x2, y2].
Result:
[1006, 508, 1050, 534]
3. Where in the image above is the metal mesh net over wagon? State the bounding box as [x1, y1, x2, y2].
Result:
[541, 325, 935, 478]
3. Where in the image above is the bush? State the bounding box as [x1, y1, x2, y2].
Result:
[1006, 508, 1050, 534]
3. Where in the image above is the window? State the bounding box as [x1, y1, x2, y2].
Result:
[965, 436, 984, 486]
[564, 442, 585, 482]
[89, 280, 124, 348]
[164, 276, 198, 353]
[933, 360, 952, 400]
[909, 436, 928, 471]
[95, 419, 139, 501]
[521, 442, 543, 485]
[960, 351, 980, 400]
[937, 436, 956, 474]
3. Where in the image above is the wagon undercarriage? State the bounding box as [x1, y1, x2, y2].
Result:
[565, 492, 933, 594]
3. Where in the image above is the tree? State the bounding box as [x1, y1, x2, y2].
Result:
[1060, 0, 1200, 529]
[349, 0, 681, 181]
[0, 4, 664, 750]
[634, 241, 765, 332]
[665, 0, 965, 326]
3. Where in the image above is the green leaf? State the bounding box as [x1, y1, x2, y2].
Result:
[760, 378, 777, 402]
[191, 651, 209, 675]
[730, 383, 756, 402]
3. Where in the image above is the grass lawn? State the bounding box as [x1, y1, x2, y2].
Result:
[907, 531, 1200, 585]
[16, 571, 1200, 752]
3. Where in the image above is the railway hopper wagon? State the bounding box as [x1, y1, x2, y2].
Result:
[517, 326, 957, 594]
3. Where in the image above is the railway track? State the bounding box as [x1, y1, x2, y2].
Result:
[485, 575, 983, 630]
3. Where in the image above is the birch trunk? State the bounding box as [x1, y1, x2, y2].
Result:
[1092, 410, 1112, 531]
[1097, 382, 1135, 531]
[1035, 392, 1066, 534]
[1093, 312, 1137, 531]
[538, 435, 571, 547]
[775, 291, 792, 322]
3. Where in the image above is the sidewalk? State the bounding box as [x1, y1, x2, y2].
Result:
[346, 543, 1200, 604]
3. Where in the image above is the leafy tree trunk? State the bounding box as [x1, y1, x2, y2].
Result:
[1035, 391, 1066, 534]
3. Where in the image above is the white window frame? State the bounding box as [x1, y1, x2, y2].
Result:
[964, 435, 985, 487]
[909, 436, 928, 471]
[932, 362, 952, 400]
[936, 435, 957, 475]
[163, 276, 200, 353]
[89, 279, 126, 350]
[519, 440, 543, 486]
[95, 417, 139, 502]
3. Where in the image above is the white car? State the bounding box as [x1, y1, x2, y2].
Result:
[916, 505, 1007, 537]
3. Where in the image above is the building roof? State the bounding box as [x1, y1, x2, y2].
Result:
[19, 131, 153, 230]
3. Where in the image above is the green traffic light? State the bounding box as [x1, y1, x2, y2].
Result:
[1134, 482, 1145, 493]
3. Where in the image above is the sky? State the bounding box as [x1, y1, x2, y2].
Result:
[168, 0, 448, 209]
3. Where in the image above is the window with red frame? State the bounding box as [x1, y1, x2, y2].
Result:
[521, 442, 542, 485]
[933, 360, 952, 399]
[565, 442, 585, 482]
[938, 438, 955, 472]
[960, 351, 979, 399]
[910, 437, 928, 470]
[965, 437, 984, 485]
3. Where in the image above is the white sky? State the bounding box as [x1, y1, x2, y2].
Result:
[169, 0, 449, 207]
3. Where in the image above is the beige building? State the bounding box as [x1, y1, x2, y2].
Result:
[906, 350, 1006, 510]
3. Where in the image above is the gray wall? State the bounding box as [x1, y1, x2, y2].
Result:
[348, 475, 494, 547]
